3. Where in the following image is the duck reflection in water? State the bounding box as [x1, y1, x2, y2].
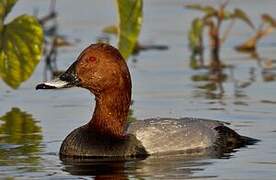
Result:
[61, 153, 233, 178]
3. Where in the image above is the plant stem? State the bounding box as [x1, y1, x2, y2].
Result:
[221, 19, 236, 44]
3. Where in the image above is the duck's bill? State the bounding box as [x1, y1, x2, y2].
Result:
[36, 62, 80, 90]
[36, 78, 73, 89]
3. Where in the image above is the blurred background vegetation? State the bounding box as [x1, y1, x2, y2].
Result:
[0, 0, 143, 89]
[0, 0, 43, 89]
[1, 0, 275, 93]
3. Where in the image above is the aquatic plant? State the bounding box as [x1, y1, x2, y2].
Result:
[0, 0, 44, 89]
[117, 0, 143, 59]
[236, 14, 276, 52]
[186, 1, 254, 70]
[188, 18, 204, 69]
[101, 0, 143, 59]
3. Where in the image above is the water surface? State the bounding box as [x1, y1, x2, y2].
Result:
[1, 0, 276, 179]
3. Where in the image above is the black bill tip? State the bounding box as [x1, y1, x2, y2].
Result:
[36, 61, 79, 90]
[36, 83, 57, 90]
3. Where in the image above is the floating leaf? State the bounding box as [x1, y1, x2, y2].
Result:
[230, 8, 254, 29]
[0, 15, 43, 89]
[117, 0, 143, 59]
[262, 14, 276, 28]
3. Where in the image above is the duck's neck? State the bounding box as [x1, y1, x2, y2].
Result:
[88, 88, 131, 139]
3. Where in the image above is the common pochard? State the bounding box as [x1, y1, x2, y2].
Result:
[36, 43, 257, 158]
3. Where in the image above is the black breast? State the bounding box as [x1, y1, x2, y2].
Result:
[59, 125, 148, 159]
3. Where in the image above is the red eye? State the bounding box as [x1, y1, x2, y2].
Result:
[86, 56, 96, 63]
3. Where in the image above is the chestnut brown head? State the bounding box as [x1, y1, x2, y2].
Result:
[36, 43, 132, 96]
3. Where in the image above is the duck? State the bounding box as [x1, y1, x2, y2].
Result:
[36, 43, 257, 158]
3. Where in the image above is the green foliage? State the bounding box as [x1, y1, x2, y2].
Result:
[0, 0, 43, 89]
[230, 8, 254, 28]
[186, 4, 253, 27]
[235, 14, 276, 53]
[188, 18, 204, 69]
[0, 0, 17, 22]
[117, 0, 143, 59]
[186, 3, 253, 68]
[188, 18, 204, 51]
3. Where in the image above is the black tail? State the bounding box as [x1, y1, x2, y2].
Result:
[240, 135, 260, 145]
[214, 125, 259, 152]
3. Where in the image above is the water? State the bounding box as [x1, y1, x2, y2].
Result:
[1, 0, 276, 179]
